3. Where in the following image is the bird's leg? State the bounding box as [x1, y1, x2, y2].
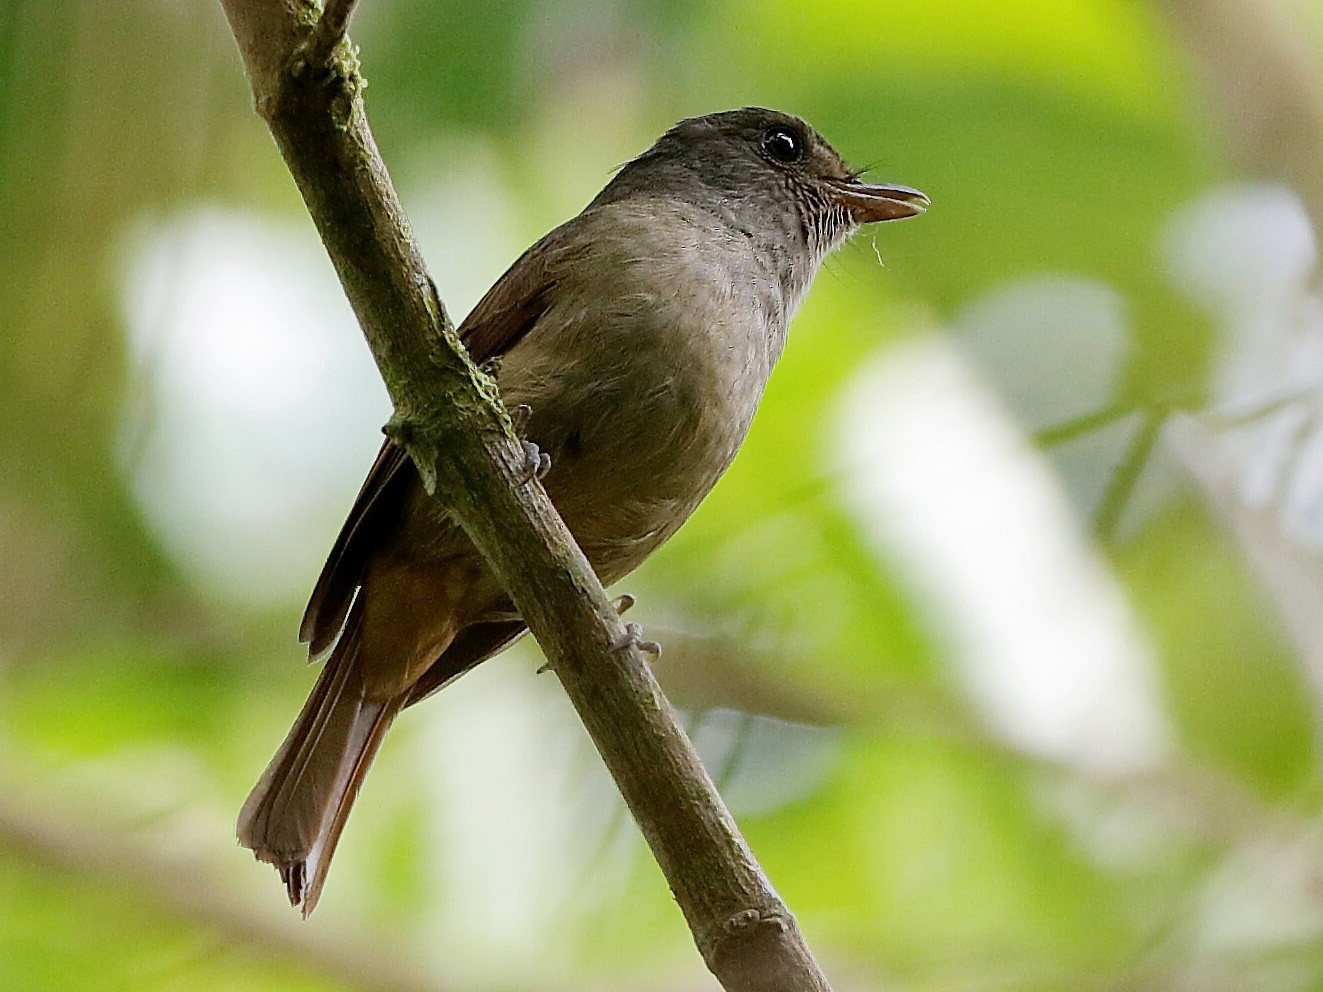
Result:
[613, 622, 661, 657]
[519, 441, 551, 483]
[508, 404, 551, 483]
[609, 595, 658, 655]
[535, 594, 648, 674]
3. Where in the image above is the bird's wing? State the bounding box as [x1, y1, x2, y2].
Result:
[404, 618, 530, 707]
[299, 219, 586, 654]
[298, 438, 412, 654]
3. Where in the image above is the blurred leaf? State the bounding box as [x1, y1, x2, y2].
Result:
[747, 736, 1139, 984]
[0, 851, 350, 992]
[1119, 501, 1317, 796]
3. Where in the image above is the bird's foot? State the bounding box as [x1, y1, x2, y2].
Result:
[519, 440, 551, 483]
[508, 405, 550, 483]
[610, 595, 656, 652]
[613, 621, 661, 658]
[533, 596, 652, 674]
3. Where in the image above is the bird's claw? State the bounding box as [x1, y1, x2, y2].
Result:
[613, 622, 661, 657]
[519, 440, 551, 483]
[508, 405, 549, 483]
[534, 596, 648, 675]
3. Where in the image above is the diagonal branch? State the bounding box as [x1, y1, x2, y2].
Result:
[214, 1, 832, 988]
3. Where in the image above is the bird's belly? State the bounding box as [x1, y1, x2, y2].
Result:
[501, 309, 768, 584]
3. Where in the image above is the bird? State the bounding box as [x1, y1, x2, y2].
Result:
[237, 106, 927, 915]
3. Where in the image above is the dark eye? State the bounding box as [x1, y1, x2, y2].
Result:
[762, 127, 803, 164]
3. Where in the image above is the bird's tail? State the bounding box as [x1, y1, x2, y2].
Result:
[236, 604, 403, 916]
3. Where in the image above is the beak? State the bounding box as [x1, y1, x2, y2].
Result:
[826, 177, 929, 223]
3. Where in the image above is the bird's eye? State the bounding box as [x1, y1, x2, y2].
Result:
[762, 128, 803, 164]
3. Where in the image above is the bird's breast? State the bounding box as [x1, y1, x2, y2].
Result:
[496, 208, 786, 581]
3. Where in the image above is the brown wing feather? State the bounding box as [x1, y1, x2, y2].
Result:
[457, 218, 579, 361]
[300, 440, 412, 654]
[299, 218, 586, 656]
[405, 619, 529, 707]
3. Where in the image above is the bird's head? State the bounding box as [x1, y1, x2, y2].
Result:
[598, 107, 928, 252]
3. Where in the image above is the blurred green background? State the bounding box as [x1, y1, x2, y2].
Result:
[5, 0, 1323, 989]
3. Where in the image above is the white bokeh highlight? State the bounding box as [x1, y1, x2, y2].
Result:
[1161, 184, 1323, 710]
[1162, 184, 1323, 547]
[117, 138, 524, 604]
[119, 208, 390, 603]
[834, 336, 1169, 772]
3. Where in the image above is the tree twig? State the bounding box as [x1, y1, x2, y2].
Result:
[214, 1, 833, 988]
[1094, 403, 1168, 546]
[296, 0, 359, 73]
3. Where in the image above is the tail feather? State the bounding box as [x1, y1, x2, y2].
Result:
[237, 603, 404, 916]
